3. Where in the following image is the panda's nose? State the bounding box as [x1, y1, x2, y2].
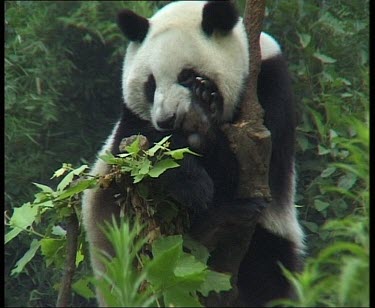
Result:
[157, 114, 176, 130]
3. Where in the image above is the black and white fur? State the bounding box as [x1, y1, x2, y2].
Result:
[82, 1, 304, 307]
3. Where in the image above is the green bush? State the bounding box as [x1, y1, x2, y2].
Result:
[262, 1, 369, 306]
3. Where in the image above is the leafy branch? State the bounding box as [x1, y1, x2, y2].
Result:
[4, 135, 231, 307]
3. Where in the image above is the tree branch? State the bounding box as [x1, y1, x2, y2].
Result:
[222, 0, 270, 201]
[56, 213, 79, 307]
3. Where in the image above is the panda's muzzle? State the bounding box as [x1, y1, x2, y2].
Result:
[156, 114, 176, 131]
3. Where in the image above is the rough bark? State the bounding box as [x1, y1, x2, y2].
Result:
[223, 0, 271, 201]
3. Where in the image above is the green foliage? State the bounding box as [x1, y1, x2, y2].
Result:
[94, 219, 155, 307]
[101, 135, 198, 183]
[4, 136, 223, 307]
[5, 164, 96, 276]
[272, 214, 368, 307]
[261, 1, 369, 306]
[95, 219, 231, 307]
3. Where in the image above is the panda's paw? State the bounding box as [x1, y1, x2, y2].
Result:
[192, 76, 224, 121]
[158, 156, 214, 211]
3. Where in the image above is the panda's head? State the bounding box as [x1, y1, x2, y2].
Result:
[118, 1, 249, 131]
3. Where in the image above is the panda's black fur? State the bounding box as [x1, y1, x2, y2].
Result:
[82, 1, 304, 307]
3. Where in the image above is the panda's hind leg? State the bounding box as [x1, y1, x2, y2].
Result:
[236, 225, 301, 307]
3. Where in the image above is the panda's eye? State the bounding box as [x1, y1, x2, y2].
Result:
[178, 69, 196, 87]
[144, 74, 156, 103]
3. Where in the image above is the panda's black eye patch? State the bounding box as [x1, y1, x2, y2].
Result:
[144, 74, 156, 104]
[178, 69, 197, 87]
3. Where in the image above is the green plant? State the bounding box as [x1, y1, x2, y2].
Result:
[100, 135, 198, 184]
[259, 1, 369, 306]
[95, 218, 231, 307]
[5, 135, 231, 307]
[271, 213, 368, 307]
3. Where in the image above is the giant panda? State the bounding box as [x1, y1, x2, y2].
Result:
[82, 1, 304, 307]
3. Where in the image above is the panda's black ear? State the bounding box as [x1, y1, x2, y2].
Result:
[202, 1, 239, 36]
[117, 9, 149, 43]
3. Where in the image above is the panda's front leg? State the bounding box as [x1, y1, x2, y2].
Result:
[191, 75, 223, 122]
[157, 151, 214, 212]
[181, 73, 224, 154]
[156, 74, 224, 212]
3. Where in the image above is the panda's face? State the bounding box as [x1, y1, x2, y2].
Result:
[120, 1, 249, 131]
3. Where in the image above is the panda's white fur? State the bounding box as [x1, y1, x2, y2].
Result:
[82, 1, 304, 306]
[259, 167, 305, 254]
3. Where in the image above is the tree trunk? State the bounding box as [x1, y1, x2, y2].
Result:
[56, 214, 79, 307]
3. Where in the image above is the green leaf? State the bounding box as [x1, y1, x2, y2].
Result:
[148, 159, 180, 178]
[125, 136, 141, 155]
[56, 170, 75, 191]
[309, 108, 326, 139]
[321, 166, 336, 178]
[40, 238, 65, 267]
[6, 202, 39, 243]
[133, 174, 145, 184]
[32, 182, 54, 193]
[51, 225, 67, 237]
[5, 227, 23, 245]
[164, 286, 203, 307]
[174, 253, 207, 277]
[72, 277, 96, 299]
[99, 152, 119, 165]
[329, 129, 339, 140]
[35, 199, 54, 209]
[117, 152, 132, 158]
[314, 199, 330, 212]
[301, 221, 319, 233]
[55, 178, 97, 200]
[297, 135, 310, 152]
[72, 164, 89, 175]
[54, 165, 88, 191]
[152, 235, 183, 258]
[198, 270, 232, 297]
[337, 173, 357, 190]
[318, 145, 331, 155]
[313, 52, 337, 63]
[147, 135, 172, 156]
[319, 242, 367, 260]
[297, 32, 311, 48]
[183, 236, 210, 264]
[51, 166, 68, 179]
[166, 148, 199, 160]
[147, 236, 183, 288]
[76, 244, 84, 267]
[11, 239, 41, 275]
[139, 159, 151, 175]
[338, 258, 367, 305]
